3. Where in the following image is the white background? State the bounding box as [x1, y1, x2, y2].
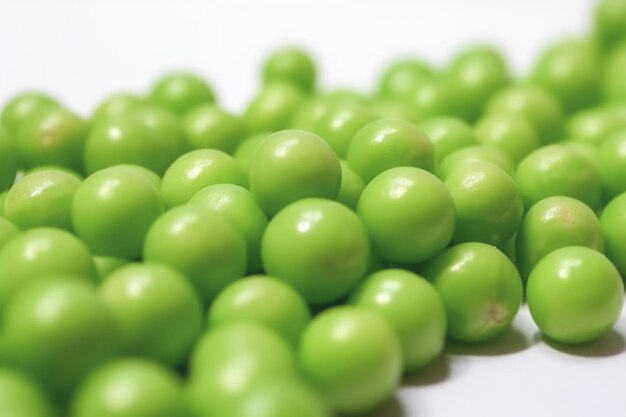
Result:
[2, 1, 626, 417]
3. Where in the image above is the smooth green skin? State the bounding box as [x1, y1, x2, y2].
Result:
[0, 191, 7, 217]
[600, 193, 626, 277]
[445, 162, 523, 246]
[85, 115, 173, 176]
[531, 39, 601, 112]
[2, 278, 119, 397]
[347, 118, 435, 183]
[597, 130, 626, 198]
[350, 269, 446, 372]
[290, 98, 329, 131]
[91, 93, 149, 122]
[358, 167, 455, 263]
[72, 166, 163, 259]
[595, 0, 626, 49]
[566, 106, 626, 144]
[187, 323, 297, 415]
[244, 82, 306, 133]
[299, 306, 401, 415]
[208, 275, 311, 346]
[249, 130, 341, 216]
[312, 101, 377, 158]
[262, 47, 316, 93]
[322, 89, 372, 107]
[161, 149, 247, 208]
[337, 160, 365, 210]
[405, 79, 466, 122]
[420, 116, 479, 164]
[0, 128, 19, 191]
[0, 217, 19, 250]
[149, 72, 216, 116]
[372, 100, 417, 121]
[93, 256, 129, 282]
[188, 184, 268, 273]
[143, 205, 247, 304]
[215, 377, 328, 417]
[4, 170, 81, 231]
[485, 84, 565, 143]
[26, 165, 83, 179]
[71, 359, 190, 417]
[133, 106, 190, 161]
[437, 145, 514, 179]
[233, 132, 270, 173]
[0, 369, 57, 417]
[0, 92, 59, 136]
[184, 105, 246, 153]
[565, 141, 599, 164]
[515, 144, 603, 211]
[100, 263, 203, 367]
[516, 196, 603, 280]
[447, 46, 509, 121]
[422, 242, 523, 342]
[474, 114, 540, 165]
[0, 228, 97, 308]
[262, 198, 369, 304]
[527, 247, 624, 344]
[378, 59, 434, 101]
[15, 106, 88, 173]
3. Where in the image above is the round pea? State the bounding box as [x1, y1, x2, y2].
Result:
[233, 132, 270, 173]
[437, 145, 514, 179]
[133, 106, 190, 160]
[378, 59, 434, 101]
[422, 242, 523, 342]
[244, 82, 305, 133]
[161, 149, 247, 208]
[566, 106, 626, 144]
[596, 129, 626, 198]
[405, 79, 465, 121]
[357, 167, 455, 263]
[600, 192, 626, 277]
[347, 118, 435, 183]
[91, 93, 149, 122]
[0, 217, 19, 250]
[290, 97, 329, 131]
[262, 198, 370, 304]
[93, 256, 129, 282]
[350, 269, 446, 372]
[143, 205, 247, 304]
[262, 47, 316, 93]
[420, 116, 479, 164]
[474, 114, 540, 165]
[527, 247, 624, 344]
[0, 128, 19, 191]
[184, 105, 246, 153]
[0, 369, 57, 417]
[0, 92, 59, 136]
[337, 160, 365, 210]
[149, 72, 215, 115]
[0, 191, 8, 217]
[5, 170, 81, 231]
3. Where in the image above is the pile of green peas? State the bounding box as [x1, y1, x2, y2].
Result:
[2, 1, 626, 416]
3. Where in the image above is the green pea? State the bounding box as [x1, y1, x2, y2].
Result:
[0, 191, 8, 217]
[233, 132, 270, 173]
[377, 59, 434, 101]
[437, 145, 514, 179]
[527, 247, 624, 344]
[299, 306, 401, 415]
[474, 114, 540, 165]
[0, 217, 19, 251]
[262, 198, 370, 304]
[143, 205, 247, 304]
[188, 184, 268, 273]
[3, 278, 119, 397]
[161, 149, 247, 208]
[594, 0, 626, 49]
[100, 263, 203, 367]
[71, 359, 190, 417]
[0, 92, 59, 136]
[420, 116, 479, 164]
[149, 72, 216, 116]
[566, 106, 626, 144]
[0, 228, 97, 308]
[600, 192, 626, 277]
[445, 161, 523, 246]
[91, 93, 149, 122]
[15, 106, 88, 173]
[322, 89, 372, 107]
[516, 196, 603, 280]
[290, 97, 330, 131]
[133, 106, 190, 160]
[5, 170, 81, 231]
[596, 129, 626, 199]
[0, 369, 57, 417]
[357, 167, 455, 263]
[337, 160, 365, 210]
[531, 39, 601, 112]
[405, 79, 466, 121]
[262, 47, 316, 93]
[515, 144, 603, 210]
[72, 166, 163, 259]
[350, 269, 446, 372]
[347, 118, 434, 183]
[208, 275, 311, 346]
[422, 242, 523, 342]
[485, 84, 565, 143]
[184, 104, 246, 153]
[244, 82, 306, 133]
[0, 128, 19, 192]
[249, 130, 341, 216]
[372, 100, 417, 122]
[93, 256, 129, 282]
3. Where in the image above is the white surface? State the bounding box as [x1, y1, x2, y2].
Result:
[2, 1, 625, 417]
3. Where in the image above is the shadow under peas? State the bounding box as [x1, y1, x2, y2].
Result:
[539, 329, 626, 358]
[444, 326, 530, 356]
[355, 396, 406, 417]
[402, 355, 450, 387]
